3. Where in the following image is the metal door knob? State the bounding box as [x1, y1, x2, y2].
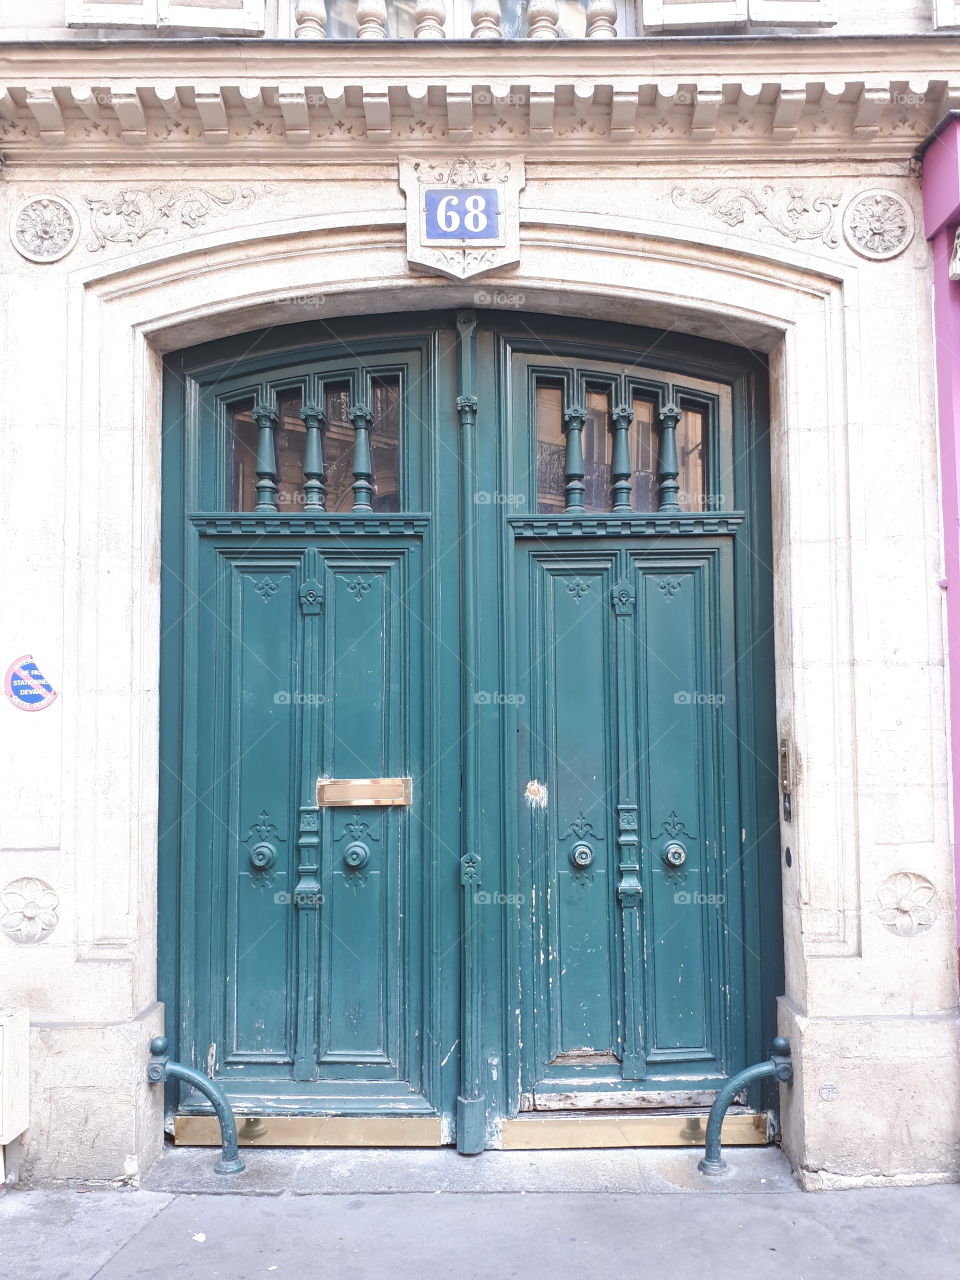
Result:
[662, 842, 686, 869]
[343, 841, 370, 870]
[570, 844, 594, 869]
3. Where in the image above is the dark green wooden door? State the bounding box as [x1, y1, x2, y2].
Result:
[160, 312, 781, 1146]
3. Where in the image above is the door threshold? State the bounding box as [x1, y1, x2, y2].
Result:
[499, 1111, 769, 1150]
[175, 1115, 444, 1147]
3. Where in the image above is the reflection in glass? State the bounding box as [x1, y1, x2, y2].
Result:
[323, 381, 357, 513]
[370, 376, 401, 512]
[582, 387, 611, 512]
[677, 408, 706, 510]
[230, 393, 307, 512]
[630, 396, 657, 512]
[536, 383, 566, 513]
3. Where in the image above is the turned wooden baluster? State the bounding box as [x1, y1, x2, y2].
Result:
[348, 404, 375, 512]
[610, 404, 633, 513]
[585, 0, 617, 38]
[356, 0, 388, 37]
[252, 402, 279, 512]
[562, 405, 587, 513]
[471, 0, 502, 37]
[414, 0, 447, 37]
[300, 402, 326, 512]
[657, 403, 682, 514]
[526, 0, 559, 39]
[294, 0, 327, 37]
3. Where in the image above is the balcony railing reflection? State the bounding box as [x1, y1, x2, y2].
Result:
[293, 0, 626, 39]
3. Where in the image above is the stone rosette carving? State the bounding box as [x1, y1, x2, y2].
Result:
[842, 189, 915, 261]
[10, 195, 80, 263]
[0, 876, 60, 943]
[84, 186, 256, 251]
[877, 872, 939, 937]
[671, 185, 840, 248]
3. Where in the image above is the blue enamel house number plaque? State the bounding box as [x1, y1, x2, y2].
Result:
[423, 188, 501, 242]
[399, 155, 525, 281]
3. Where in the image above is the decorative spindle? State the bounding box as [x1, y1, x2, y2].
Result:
[348, 404, 375, 512]
[414, 0, 446, 37]
[300, 402, 326, 512]
[294, 0, 327, 37]
[610, 404, 633, 513]
[526, 0, 559, 39]
[585, 0, 617, 38]
[356, 0, 388, 38]
[471, 0, 502, 37]
[252, 402, 279, 512]
[562, 405, 587, 512]
[657, 403, 682, 514]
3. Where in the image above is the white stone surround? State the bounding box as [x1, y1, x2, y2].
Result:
[0, 30, 958, 1186]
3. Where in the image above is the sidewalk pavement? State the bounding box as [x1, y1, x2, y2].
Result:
[1, 1147, 958, 1280]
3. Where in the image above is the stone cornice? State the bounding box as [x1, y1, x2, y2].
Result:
[0, 36, 957, 163]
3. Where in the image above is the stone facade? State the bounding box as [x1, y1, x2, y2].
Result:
[1, 7, 959, 1187]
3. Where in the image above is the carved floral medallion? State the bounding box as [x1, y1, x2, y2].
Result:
[10, 196, 80, 263]
[0, 877, 60, 943]
[842, 190, 915, 261]
[877, 872, 939, 937]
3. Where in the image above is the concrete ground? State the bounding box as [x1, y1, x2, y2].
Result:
[2, 1148, 958, 1279]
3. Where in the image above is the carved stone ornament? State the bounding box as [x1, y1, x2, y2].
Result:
[0, 876, 60, 943]
[398, 154, 525, 281]
[842, 189, 915, 261]
[877, 872, 939, 938]
[85, 186, 256, 251]
[10, 195, 80, 263]
[671, 185, 840, 248]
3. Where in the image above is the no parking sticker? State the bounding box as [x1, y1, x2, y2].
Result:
[4, 654, 58, 711]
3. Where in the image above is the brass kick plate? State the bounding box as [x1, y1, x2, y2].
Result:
[316, 777, 413, 807]
[176, 1115, 442, 1147]
[499, 1111, 769, 1150]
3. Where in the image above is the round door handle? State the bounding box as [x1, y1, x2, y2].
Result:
[662, 842, 687, 869]
[343, 841, 370, 870]
[249, 841, 277, 872]
[570, 844, 594, 870]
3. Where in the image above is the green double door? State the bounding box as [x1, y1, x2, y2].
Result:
[160, 311, 781, 1150]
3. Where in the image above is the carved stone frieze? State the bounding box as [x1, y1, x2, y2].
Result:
[85, 186, 257, 251]
[672, 185, 840, 248]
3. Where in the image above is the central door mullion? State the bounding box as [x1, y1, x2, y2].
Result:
[454, 309, 486, 1154]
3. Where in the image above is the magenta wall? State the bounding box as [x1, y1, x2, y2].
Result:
[923, 117, 960, 951]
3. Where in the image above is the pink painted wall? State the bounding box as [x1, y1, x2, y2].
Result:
[923, 117, 960, 956]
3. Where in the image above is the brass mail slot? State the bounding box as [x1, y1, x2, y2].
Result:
[316, 776, 413, 807]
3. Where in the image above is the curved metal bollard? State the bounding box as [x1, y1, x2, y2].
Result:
[698, 1036, 793, 1176]
[148, 1036, 245, 1175]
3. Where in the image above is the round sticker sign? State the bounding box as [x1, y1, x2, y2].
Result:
[4, 654, 58, 712]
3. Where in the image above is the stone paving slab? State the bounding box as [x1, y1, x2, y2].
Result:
[2, 1185, 960, 1280]
[141, 1144, 799, 1196]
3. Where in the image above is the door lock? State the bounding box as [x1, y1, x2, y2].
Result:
[343, 841, 371, 870]
[570, 844, 594, 870]
[662, 842, 687, 870]
[249, 842, 277, 873]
